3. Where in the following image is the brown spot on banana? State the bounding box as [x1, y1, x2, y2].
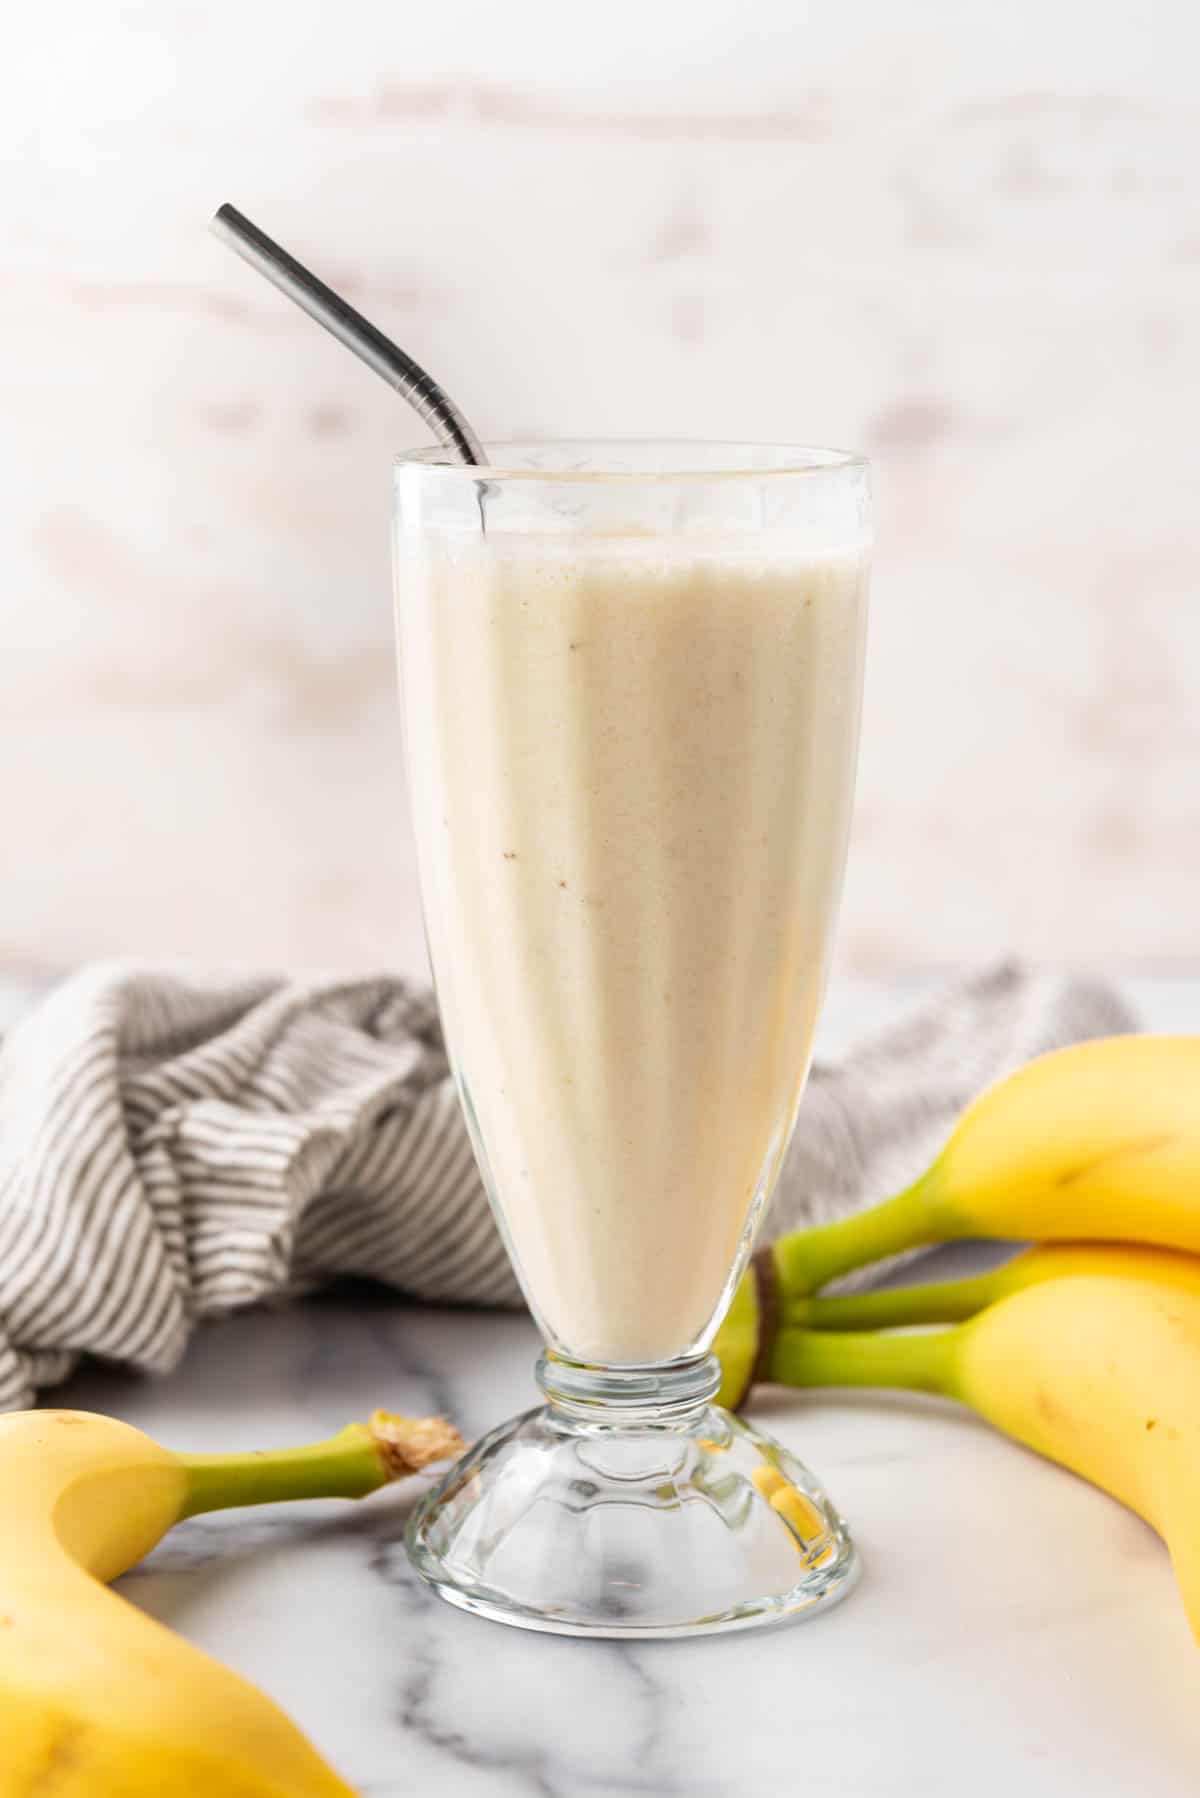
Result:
[27, 1719, 87, 1794]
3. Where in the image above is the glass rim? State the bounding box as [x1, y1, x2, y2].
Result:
[394, 438, 867, 485]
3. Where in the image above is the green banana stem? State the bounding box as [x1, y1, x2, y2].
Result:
[798, 1263, 1013, 1332]
[713, 1172, 969, 1408]
[769, 1173, 947, 1299]
[767, 1324, 960, 1397]
[179, 1412, 464, 1519]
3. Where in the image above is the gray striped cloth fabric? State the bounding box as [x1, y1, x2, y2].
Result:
[0, 961, 1134, 1411]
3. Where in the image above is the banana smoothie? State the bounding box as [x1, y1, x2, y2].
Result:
[400, 531, 868, 1366]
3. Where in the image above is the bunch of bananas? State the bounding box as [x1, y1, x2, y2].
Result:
[715, 1033, 1200, 1639]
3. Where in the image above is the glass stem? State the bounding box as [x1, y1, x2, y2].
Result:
[537, 1352, 721, 1430]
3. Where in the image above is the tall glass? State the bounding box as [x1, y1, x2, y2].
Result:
[393, 442, 870, 1636]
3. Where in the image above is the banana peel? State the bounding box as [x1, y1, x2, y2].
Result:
[0, 1407, 462, 1796]
[763, 1273, 1200, 1643]
[766, 1034, 1200, 1299]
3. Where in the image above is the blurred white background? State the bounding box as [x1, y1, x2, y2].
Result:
[4, 1, 1198, 978]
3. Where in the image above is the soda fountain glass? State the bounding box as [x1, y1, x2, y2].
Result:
[393, 442, 870, 1637]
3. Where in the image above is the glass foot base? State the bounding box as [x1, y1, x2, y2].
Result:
[406, 1355, 857, 1638]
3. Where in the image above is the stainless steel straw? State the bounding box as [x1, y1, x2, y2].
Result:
[209, 203, 486, 467]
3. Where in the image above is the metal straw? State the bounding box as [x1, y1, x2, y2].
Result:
[209, 203, 486, 467]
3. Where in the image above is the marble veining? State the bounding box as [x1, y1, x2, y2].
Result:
[71, 1282, 1200, 1797]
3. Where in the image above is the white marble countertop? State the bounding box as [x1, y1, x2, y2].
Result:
[10, 974, 1200, 1795]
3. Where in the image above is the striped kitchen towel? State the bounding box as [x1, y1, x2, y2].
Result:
[0, 961, 1134, 1410]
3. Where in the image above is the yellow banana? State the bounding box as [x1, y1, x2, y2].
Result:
[766, 1274, 1200, 1641]
[716, 1240, 1200, 1407]
[802, 1239, 1200, 1329]
[0, 1407, 462, 1796]
[763, 1034, 1200, 1297]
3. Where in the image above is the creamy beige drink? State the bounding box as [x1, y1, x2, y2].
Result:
[402, 533, 867, 1366]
